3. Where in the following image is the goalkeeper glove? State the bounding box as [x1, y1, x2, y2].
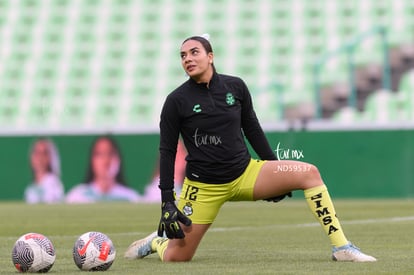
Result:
[263, 192, 292, 203]
[158, 194, 192, 239]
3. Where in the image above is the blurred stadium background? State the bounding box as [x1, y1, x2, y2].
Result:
[0, 0, 413, 199]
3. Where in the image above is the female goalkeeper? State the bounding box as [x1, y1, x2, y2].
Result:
[125, 35, 376, 262]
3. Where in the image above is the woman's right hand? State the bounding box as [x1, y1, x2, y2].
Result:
[158, 201, 192, 239]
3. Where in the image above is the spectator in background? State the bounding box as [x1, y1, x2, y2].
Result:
[25, 138, 64, 204]
[142, 139, 186, 202]
[66, 136, 141, 203]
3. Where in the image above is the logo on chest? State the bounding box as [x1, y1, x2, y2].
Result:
[193, 104, 202, 113]
[226, 92, 235, 105]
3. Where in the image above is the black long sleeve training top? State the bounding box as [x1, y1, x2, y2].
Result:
[159, 72, 276, 198]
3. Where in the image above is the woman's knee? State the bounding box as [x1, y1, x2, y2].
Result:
[162, 224, 208, 262]
[303, 164, 323, 188]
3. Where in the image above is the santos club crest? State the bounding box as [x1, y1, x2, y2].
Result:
[226, 92, 235, 105]
[182, 202, 193, 216]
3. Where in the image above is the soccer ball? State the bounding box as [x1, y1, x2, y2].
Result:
[12, 233, 56, 273]
[72, 231, 116, 271]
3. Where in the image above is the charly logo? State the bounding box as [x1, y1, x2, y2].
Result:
[193, 104, 202, 113]
[225, 92, 235, 105]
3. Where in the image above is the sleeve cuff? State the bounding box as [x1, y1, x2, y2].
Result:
[161, 189, 175, 202]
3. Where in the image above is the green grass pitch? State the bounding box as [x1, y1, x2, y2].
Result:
[1, 199, 413, 274]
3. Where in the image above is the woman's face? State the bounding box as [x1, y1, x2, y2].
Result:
[31, 140, 51, 174]
[92, 138, 120, 181]
[180, 39, 213, 82]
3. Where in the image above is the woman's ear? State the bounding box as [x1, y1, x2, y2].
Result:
[208, 52, 214, 64]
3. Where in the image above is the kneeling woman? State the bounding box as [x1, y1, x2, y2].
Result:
[125, 35, 376, 263]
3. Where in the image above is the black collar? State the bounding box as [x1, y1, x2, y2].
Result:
[188, 72, 219, 89]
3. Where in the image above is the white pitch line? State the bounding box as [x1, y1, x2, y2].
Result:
[2, 216, 414, 240]
[209, 215, 414, 233]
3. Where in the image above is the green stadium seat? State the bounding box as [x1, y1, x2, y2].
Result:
[59, 99, 87, 127]
[24, 102, 51, 126]
[332, 106, 362, 123]
[128, 101, 156, 125]
[0, 82, 22, 101]
[399, 69, 414, 92]
[64, 84, 89, 103]
[360, 89, 410, 122]
[94, 101, 121, 126]
[0, 0, 7, 28]
[1, 60, 24, 84]
[0, 105, 19, 126]
[31, 85, 55, 107]
[353, 36, 385, 66]
[318, 55, 349, 87]
[395, 91, 414, 121]
[0, 82, 22, 126]
[397, 70, 414, 120]
[252, 83, 284, 122]
[0, 0, 9, 11]
[43, 23, 65, 48]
